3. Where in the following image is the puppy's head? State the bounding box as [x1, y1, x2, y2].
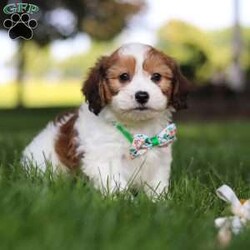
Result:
[83, 43, 189, 120]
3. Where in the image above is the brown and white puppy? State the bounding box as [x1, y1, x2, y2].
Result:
[22, 43, 188, 198]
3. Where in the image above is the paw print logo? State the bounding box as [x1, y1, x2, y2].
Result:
[3, 13, 38, 40]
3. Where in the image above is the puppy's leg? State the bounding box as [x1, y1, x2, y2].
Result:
[144, 166, 171, 200]
[82, 160, 127, 195]
[22, 122, 61, 173]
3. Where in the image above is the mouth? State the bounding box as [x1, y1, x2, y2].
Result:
[119, 106, 161, 114]
[117, 106, 162, 121]
[134, 106, 149, 111]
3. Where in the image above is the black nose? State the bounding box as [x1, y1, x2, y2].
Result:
[135, 91, 149, 104]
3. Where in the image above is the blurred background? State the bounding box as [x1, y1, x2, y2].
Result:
[0, 0, 250, 120]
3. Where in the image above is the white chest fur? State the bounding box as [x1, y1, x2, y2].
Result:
[75, 104, 173, 196]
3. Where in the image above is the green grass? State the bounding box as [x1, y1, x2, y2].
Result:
[0, 109, 250, 250]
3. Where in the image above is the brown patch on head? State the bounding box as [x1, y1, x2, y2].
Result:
[144, 49, 173, 97]
[144, 47, 189, 110]
[82, 50, 136, 115]
[55, 111, 83, 170]
[106, 55, 136, 92]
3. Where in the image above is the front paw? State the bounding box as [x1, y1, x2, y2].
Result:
[144, 182, 168, 201]
[95, 176, 128, 195]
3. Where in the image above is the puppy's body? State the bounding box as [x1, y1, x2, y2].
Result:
[22, 43, 188, 198]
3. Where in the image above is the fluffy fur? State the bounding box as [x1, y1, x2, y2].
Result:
[22, 43, 189, 198]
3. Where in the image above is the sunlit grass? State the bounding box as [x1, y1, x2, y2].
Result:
[0, 82, 18, 108]
[0, 80, 83, 108]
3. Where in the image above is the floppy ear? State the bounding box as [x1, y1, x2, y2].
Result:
[82, 56, 111, 115]
[170, 63, 190, 111]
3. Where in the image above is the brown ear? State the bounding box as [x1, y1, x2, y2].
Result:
[170, 63, 190, 111]
[82, 56, 111, 115]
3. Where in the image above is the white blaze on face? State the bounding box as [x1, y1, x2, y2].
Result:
[119, 43, 150, 73]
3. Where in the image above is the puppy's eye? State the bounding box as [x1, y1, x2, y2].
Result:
[151, 73, 162, 83]
[119, 73, 130, 83]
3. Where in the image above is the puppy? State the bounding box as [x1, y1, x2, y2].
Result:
[22, 43, 188, 198]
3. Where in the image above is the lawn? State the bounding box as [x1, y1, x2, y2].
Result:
[0, 109, 249, 250]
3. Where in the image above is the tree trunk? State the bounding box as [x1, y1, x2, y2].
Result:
[16, 40, 25, 108]
[227, 0, 245, 91]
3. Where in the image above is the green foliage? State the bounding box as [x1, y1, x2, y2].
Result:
[20, 41, 116, 79]
[158, 20, 214, 83]
[0, 109, 250, 250]
[0, 0, 143, 45]
[21, 42, 53, 78]
[158, 20, 250, 85]
[81, 0, 142, 41]
[57, 42, 116, 78]
[208, 27, 250, 78]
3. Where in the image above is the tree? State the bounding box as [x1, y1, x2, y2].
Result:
[228, 0, 245, 91]
[158, 19, 250, 89]
[158, 20, 213, 84]
[0, 0, 143, 106]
